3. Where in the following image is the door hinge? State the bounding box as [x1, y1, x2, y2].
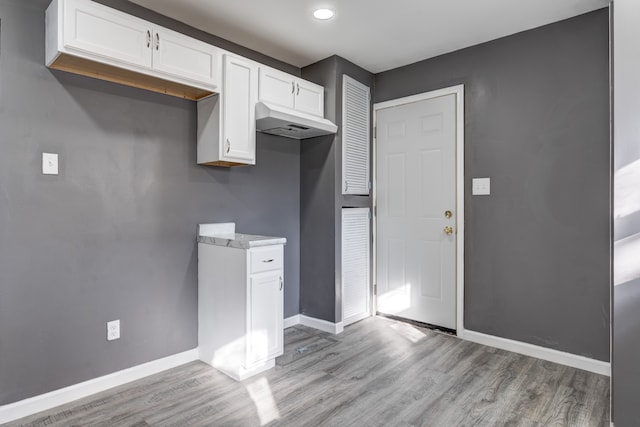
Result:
[367, 181, 372, 191]
[368, 210, 372, 220]
[373, 284, 377, 295]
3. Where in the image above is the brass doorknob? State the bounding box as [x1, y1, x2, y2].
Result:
[445, 210, 452, 218]
[444, 226, 454, 235]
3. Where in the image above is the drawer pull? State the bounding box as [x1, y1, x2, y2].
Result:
[262, 259, 275, 263]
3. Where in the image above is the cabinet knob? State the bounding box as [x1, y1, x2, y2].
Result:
[146, 30, 151, 48]
[226, 139, 231, 154]
[296, 83, 300, 96]
[155, 33, 160, 50]
[291, 81, 295, 94]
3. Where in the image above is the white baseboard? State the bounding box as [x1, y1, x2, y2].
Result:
[283, 314, 301, 329]
[0, 348, 199, 424]
[459, 329, 610, 376]
[284, 314, 344, 334]
[300, 315, 344, 334]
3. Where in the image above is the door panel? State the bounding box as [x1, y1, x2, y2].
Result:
[295, 79, 324, 117]
[223, 55, 257, 163]
[342, 208, 371, 326]
[64, 0, 152, 68]
[152, 27, 220, 88]
[246, 271, 283, 367]
[258, 67, 295, 109]
[376, 94, 457, 329]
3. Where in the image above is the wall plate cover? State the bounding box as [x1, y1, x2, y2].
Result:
[107, 320, 120, 341]
[42, 153, 59, 175]
[472, 177, 491, 195]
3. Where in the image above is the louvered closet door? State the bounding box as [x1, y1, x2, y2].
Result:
[342, 208, 371, 326]
[342, 75, 371, 195]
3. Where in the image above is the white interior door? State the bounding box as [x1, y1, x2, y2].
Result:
[376, 93, 457, 329]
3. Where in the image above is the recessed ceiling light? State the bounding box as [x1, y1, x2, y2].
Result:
[313, 8, 334, 20]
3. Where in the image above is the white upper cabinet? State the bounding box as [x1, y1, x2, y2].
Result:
[62, 0, 152, 69]
[259, 67, 296, 110]
[295, 78, 325, 116]
[152, 27, 220, 88]
[46, 0, 221, 99]
[197, 54, 258, 167]
[224, 55, 258, 163]
[342, 75, 371, 195]
[258, 67, 324, 117]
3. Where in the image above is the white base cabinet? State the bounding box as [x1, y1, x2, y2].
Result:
[198, 243, 284, 381]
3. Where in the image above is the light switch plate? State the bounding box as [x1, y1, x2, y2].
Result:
[472, 177, 491, 195]
[42, 153, 59, 175]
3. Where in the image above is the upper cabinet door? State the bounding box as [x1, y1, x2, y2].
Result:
[63, 0, 152, 69]
[294, 79, 324, 117]
[258, 66, 325, 117]
[223, 55, 258, 163]
[258, 67, 295, 109]
[152, 27, 220, 89]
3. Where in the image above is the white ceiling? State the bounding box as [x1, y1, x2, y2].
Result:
[128, 0, 609, 73]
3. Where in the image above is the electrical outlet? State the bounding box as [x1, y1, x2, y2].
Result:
[472, 177, 491, 195]
[107, 320, 120, 341]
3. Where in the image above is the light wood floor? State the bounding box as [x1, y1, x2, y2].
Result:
[5, 316, 610, 427]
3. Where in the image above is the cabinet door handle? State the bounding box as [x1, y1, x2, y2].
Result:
[291, 81, 295, 94]
[146, 30, 151, 48]
[279, 276, 283, 291]
[226, 139, 231, 154]
[262, 259, 274, 263]
[296, 83, 300, 96]
[345, 181, 349, 192]
[155, 33, 160, 51]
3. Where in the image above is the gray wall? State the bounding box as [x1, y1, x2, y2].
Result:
[376, 9, 610, 361]
[0, 0, 300, 404]
[299, 57, 338, 322]
[300, 56, 374, 323]
[613, 1, 640, 425]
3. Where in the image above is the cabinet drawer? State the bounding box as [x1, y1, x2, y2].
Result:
[250, 245, 283, 274]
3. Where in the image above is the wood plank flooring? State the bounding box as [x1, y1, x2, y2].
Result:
[4, 316, 610, 426]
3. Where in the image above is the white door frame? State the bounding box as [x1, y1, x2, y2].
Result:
[372, 84, 465, 335]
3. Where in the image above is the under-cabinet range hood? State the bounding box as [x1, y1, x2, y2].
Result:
[256, 101, 338, 140]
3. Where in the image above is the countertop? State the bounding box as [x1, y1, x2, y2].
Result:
[197, 222, 286, 249]
[197, 233, 286, 249]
